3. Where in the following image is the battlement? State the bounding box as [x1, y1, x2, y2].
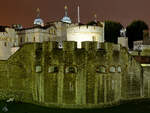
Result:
[100, 42, 121, 51]
[67, 25, 103, 33]
[48, 21, 77, 28]
[35, 41, 120, 52]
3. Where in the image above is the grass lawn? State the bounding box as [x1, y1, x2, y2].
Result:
[0, 100, 150, 113]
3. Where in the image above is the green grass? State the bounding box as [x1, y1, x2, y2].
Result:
[0, 100, 150, 113]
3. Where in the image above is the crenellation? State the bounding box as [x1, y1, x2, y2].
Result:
[62, 41, 77, 51]
[46, 41, 58, 52]
[100, 43, 113, 51]
[100, 43, 120, 52]
[81, 41, 98, 51]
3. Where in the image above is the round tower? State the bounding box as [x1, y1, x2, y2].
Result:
[67, 25, 104, 48]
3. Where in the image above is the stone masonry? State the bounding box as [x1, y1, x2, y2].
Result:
[0, 41, 145, 108]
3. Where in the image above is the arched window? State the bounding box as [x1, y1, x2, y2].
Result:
[109, 66, 116, 73]
[65, 66, 77, 73]
[96, 65, 106, 73]
[117, 66, 122, 73]
[58, 42, 63, 48]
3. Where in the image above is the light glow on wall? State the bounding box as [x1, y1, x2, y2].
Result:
[67, 26, 104, 48]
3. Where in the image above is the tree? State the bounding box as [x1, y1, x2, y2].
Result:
[104, 21, 123, 44]
[126, 20, 149, 49]
[87, 21, 103, 27]
[87, 21, 97, 25]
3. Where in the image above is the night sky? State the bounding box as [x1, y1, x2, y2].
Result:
[1, 0, 150, 28]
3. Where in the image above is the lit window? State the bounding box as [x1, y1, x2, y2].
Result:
[48, 66, 58, 73]
[117, 66, 121, 73]
[58, 42, 63, 48]
[109, 66, 116, 73]
[36, 66, 42, 73]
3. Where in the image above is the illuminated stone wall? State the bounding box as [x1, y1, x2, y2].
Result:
[0, 28, 18, 60]
[67, 24, 104, 48]
[118, 37, 128, 49]
[0, 41, 143, 108]
[17, 27, 56, 45]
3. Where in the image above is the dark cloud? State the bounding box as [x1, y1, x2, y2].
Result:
[0, 0, 150, 28]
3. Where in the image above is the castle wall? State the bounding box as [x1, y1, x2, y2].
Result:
[142, 66, 150, 97]
[0, 44, 34, 102]
[121, 54, 142, 99]
[0, 41, 144, 108]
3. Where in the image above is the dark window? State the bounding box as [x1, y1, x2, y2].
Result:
[33, 37, 35, 42]
[20, 37, 23, 43]
[4, 42, 7, 47]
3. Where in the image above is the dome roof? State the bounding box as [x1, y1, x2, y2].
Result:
[61, 16, 72, 24]
[61, 5, 72, 24]
[34, 17, 44, 26]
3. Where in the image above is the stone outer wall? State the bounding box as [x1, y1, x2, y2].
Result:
[0, 41, 143, 108]
[143, 67, 150, 97]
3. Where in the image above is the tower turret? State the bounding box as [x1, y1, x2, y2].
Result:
[94, 14, 97, 23]
[61, 5, 72, 24]
[34, 8, 44, 26]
